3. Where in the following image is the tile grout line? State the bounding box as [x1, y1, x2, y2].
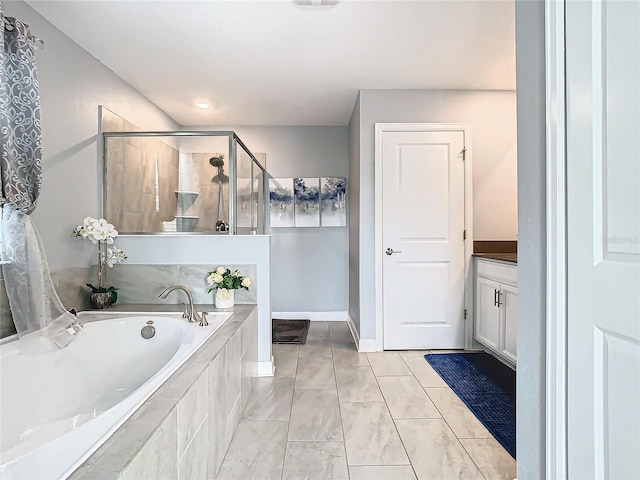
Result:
[413, 355, 489, 480]
[368, 352, 417, 479]
[280, 341, 301, 480]
[330, 329, 353, 479]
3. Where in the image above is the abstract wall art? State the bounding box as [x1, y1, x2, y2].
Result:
[269, 176, 346, 228]
[294, 177, 320, 227]
[269, 178, 294, 228]
[321, 177, 347, 227]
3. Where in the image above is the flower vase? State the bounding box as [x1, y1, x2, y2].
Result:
[215, 288, 235, 308]
[97, 240, 107, 290]
[90, 292, 112, 309]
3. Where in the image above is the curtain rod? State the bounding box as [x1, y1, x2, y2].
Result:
[3, 16, 44, 49]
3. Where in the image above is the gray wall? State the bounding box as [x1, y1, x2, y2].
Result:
[348, 95, 361, 332]
[350, 89, 518, 340]
[182, 126, 350, 314]
[515, 1, 546, 478]
[3, 2, 178, 272]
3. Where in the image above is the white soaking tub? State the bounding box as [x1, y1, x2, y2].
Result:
[0, 311, 232, 480]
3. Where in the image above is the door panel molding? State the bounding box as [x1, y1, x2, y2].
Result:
[374, 123, 473, 351]
[565, 0, 639, 477]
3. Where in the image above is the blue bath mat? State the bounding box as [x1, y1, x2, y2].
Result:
[424, 353, 516, 458]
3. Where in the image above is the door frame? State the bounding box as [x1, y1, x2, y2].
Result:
[374, 123, 474, 351]
[544, 0, 568, 478]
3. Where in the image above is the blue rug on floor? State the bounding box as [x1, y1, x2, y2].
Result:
[424, 353, 516, 458]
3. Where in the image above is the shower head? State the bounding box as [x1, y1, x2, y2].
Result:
[210, 155, 229, 184]
[209, 155, 224, 168]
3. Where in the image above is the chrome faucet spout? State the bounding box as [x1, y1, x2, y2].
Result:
[158, 285, 208, 326]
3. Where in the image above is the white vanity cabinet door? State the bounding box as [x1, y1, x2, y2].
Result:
[500, 283, 518, 365]
[475, 276, 501, 352]
[474, 258, 517, 368]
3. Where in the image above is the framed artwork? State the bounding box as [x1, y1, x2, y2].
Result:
[269, 178, 294, 228]
[294, 178, 320, 227]
[321, 177, 347, 227]
[270, 176, 346, 228]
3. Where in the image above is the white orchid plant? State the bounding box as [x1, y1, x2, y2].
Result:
[206, 266, 251, 300]
[73, 217, 127, 300]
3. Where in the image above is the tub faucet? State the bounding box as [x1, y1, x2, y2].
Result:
[158, 285, 208, 326]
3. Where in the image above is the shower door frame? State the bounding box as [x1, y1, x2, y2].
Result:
[99, 129, 266, 235]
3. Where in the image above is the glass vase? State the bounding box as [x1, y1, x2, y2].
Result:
[97, 240, 107, 289]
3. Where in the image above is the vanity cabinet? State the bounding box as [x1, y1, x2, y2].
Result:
[475, 258, 517, 366]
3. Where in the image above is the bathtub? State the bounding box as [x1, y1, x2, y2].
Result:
[0, 311, 232, 480]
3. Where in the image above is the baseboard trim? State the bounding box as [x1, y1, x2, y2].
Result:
[256, 357, 275, 377]
[346, 315, 379, 352]
[271, 311, 347, 321]
[357, 338, 378, 352]
[346, 314, 360, 347]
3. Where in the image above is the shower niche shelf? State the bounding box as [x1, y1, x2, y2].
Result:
[175, 192, 200, 232]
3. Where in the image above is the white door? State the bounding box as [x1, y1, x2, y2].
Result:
[566, 1, 640, 478]
[381, 129, 466, 350]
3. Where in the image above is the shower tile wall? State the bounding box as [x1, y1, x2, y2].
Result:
[190, 153, 229, 232]
[106, 136, 179, 233]
[102, 108, 179, 233]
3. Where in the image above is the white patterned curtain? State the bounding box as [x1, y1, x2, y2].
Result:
[0, 3, 75, 339]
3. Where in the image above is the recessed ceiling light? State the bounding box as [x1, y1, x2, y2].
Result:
[294, 0, 339, 6]
[196, 102, 211, 109]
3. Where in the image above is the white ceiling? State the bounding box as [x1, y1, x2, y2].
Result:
[27, 0, 515, 127]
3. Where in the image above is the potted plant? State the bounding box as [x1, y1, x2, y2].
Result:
[206, 266, 250, 308]
[73, 217, 127, 308]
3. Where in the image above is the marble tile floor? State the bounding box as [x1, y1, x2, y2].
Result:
[217, 322, 516, 480]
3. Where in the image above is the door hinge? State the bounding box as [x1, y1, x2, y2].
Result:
[464, 309, 467, 319]
[460, 147, 467, 161]
[463, 229, 466, 240]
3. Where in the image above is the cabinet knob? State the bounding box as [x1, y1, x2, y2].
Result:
[385, 248, 402, 256]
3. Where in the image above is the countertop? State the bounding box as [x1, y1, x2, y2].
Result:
[473, 253, 518, 264]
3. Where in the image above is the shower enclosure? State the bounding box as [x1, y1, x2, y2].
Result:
[101, 131, 266, 235]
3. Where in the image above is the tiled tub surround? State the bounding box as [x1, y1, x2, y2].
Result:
[0, 264, 257, 339]
[68, 304, 258, 480]
[1, 311, 232, 479]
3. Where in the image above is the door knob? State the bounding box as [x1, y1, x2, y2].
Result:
[385, 248, 402, 256]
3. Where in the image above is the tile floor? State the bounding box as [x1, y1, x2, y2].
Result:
[217, 322, 516, 480]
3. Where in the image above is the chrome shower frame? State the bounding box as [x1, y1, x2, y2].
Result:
[100, 130, 267, 235]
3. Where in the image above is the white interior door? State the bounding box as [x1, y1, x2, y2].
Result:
[381, 129, 466, 350]
[566, 1, 640, 478]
